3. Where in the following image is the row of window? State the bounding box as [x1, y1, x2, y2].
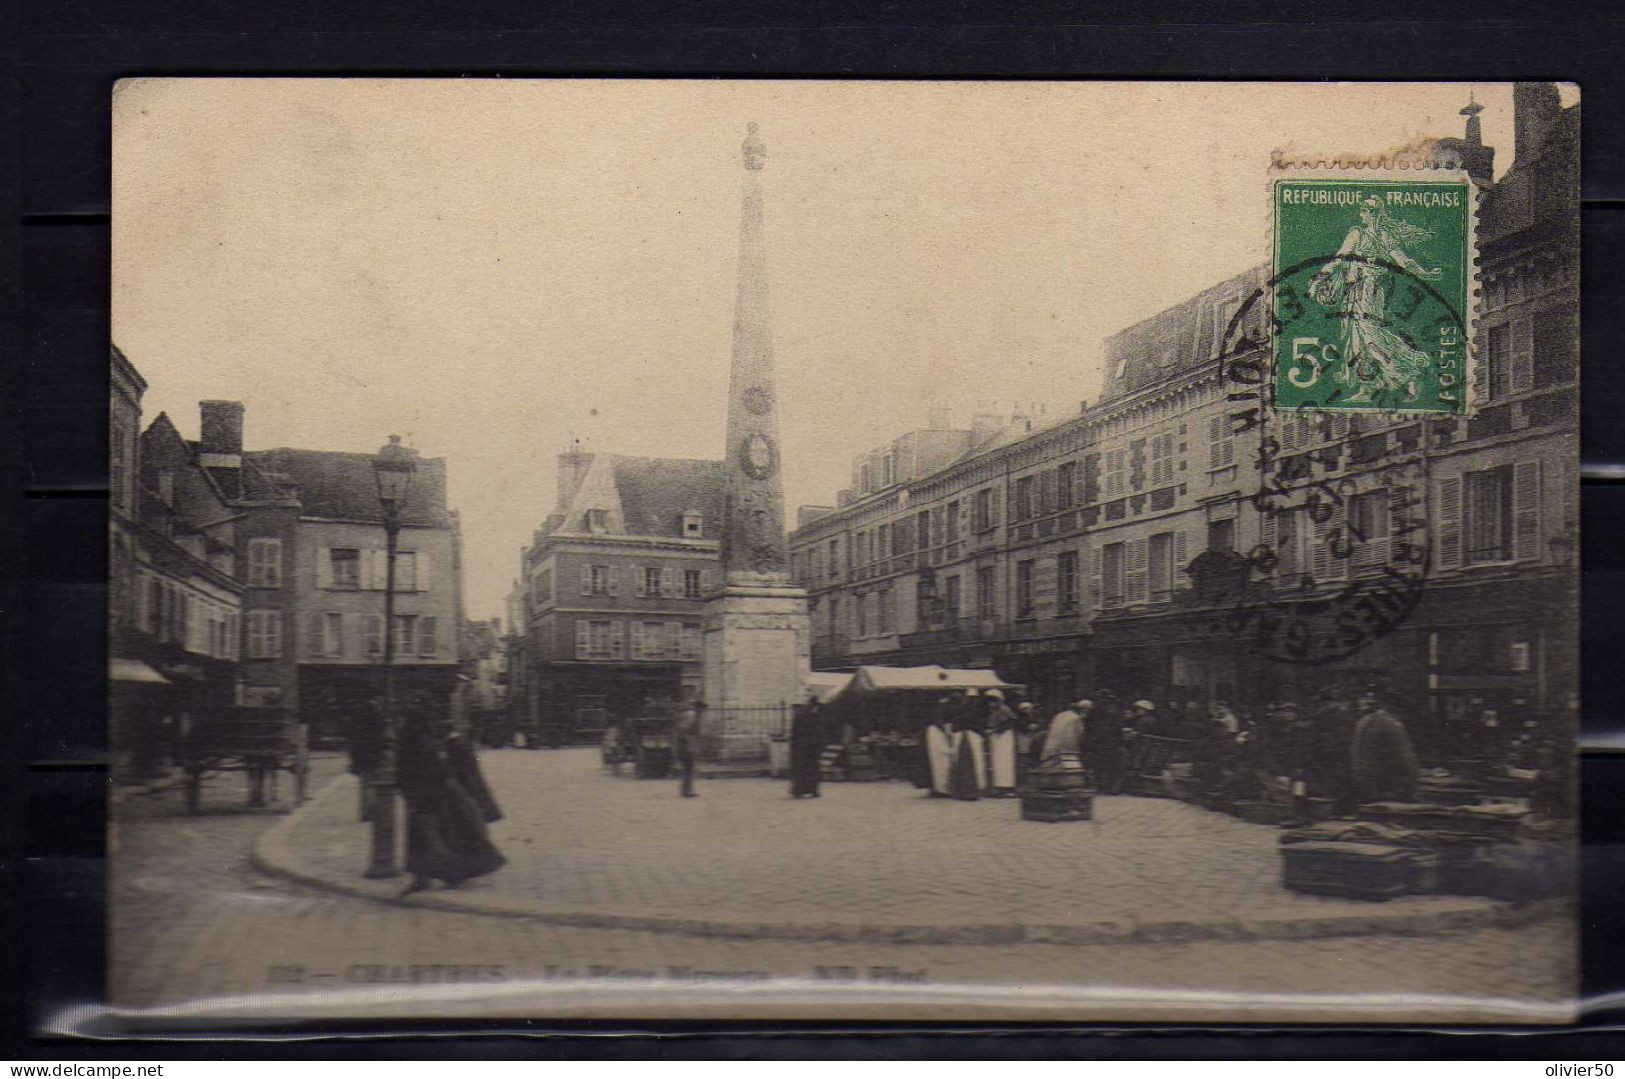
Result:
[241, 610, 442, 660]
[574, 619, 703, 661]
[817, 457, 1551, 636]
[577, 564, 712, 599]
[134, 572, 240, 660]
[307, 612, 440, 659]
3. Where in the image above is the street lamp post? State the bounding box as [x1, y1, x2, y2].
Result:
[366, 434, 416, 879]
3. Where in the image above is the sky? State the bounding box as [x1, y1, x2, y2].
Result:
[112, 79, 1561, 622]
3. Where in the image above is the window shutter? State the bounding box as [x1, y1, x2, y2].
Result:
[1320, 499, 1349, 580]
[1173, 529, 1188, 577]
[1353, 496, 1388, 572]
[1437, 477, 1463, 571]
[575, 619, 590, 659]
[633, 569, 647, 597]
[629, 621, 643, 657]
[580, 565, 592, 595]
[609, 621, 625, 658]
[417, 551, 432, 592]
[1208, 416, 1224, 468]
[661, 567, 676, 598]
[1126, 538, 1149, 604]
[1279, 511, 1300, 584]
[419, 616, 437, 657]
[987, 488, 1000, 529]
[1090, 547, 1104, 609]
[315, 548, 333, 589]
[1511, 317, 1535, 394]
[308, 611, 326, 657]
[365, 614, 383, 656]
[1513, 460, 1542, 561]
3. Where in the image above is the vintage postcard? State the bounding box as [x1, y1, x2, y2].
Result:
[96, 80, 1579, 1030]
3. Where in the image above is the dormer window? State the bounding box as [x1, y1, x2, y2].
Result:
[1114, 358, 1129, 381]
[585, 508, 609, 533]
[681, 511, 703, 537]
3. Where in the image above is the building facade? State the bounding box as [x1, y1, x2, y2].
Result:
[234, 434, 466, 743]
[109, 356, 248, 779]
[513, 450, 724, 742]
[789, 86, 1579, 746]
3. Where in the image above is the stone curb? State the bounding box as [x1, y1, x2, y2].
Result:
[254, 777, 1567, 948]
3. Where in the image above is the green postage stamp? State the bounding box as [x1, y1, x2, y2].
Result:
[1271, 174, 1475, 414]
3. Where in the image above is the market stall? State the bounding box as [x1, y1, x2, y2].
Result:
[819, 666, 1020, 782]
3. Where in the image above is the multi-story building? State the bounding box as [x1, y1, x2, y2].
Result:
[790, 85, 1579, 739]
[513, 449, 724, 740]
[109, 358, 247, 777]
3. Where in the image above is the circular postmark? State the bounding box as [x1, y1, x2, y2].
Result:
[1201, 253, 1466, 665]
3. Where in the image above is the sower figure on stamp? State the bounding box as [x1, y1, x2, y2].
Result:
[1350, 684, 1422, 806]
[673, 700, 703, 798]
[1308, 196, 1442, 403]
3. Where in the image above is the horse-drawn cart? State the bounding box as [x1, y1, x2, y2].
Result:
[180, 705, 308, 812]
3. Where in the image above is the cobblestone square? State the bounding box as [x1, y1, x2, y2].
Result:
[94, 748, 1577, 1029]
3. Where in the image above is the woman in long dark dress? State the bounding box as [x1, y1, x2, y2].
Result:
[788, 698, 824, 798]
[398, 712, 505, 894]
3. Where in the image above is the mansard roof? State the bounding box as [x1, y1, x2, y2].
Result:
[243, 446, 451, 527]
[610, 456, 725, 540]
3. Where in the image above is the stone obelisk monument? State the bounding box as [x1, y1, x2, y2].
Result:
[701, 123, 811, 758]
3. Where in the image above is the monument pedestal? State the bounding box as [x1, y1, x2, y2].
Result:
[701, 575, 810, 761]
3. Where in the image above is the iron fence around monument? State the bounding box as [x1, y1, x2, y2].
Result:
[701, 704, 792, 762]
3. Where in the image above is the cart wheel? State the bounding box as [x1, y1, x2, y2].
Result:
[185, 770, 202, 813]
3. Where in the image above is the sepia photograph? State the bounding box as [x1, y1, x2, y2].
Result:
[98, 79, 1579, 1027]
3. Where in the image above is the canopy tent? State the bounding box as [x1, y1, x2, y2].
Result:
[110, 658, 169, 684]
[843, 665, 1015, 695]
[823, 665, 1020, 737]
[804, 670, 854, 703]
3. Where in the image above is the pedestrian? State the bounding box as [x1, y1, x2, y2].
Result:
[948, 690, 988, 801]
[673, 700, 703, 798]
[398, 710, 506, 895]
[922, 695, 955, 797]
[788, 695, 824, 799]
[1087, 691, 1127, 794]
[444, 720, 503, 824]
[985, 689, 1019, 797]
[1039, 698, 1088, 768]
[1014, 701, 1041, 785]
[1350, 686, 1422, 806]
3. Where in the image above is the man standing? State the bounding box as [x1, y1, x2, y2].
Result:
[1350, 686, 1422, 806]
[788, 695, 823, 799]
[673, 700, 704, 798]
[985, 689, 1020, 797]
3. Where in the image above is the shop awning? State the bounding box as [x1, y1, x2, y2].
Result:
[805, 670, 855, 703]
[846, 665, 1015, 694]
[110, 658, 169, 684]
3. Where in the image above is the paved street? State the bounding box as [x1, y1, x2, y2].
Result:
[267, 747, 1534, 941]
[92, 748, 1577, 1027]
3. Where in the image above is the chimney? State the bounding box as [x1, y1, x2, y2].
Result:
[970, 413, 1004, 445]
[198, 400, 244, 498]
[556, 449, 593, 510]
[1513, 82, 1562, 168]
